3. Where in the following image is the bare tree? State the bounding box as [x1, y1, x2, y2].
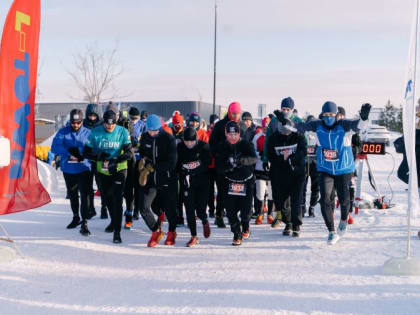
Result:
[67, 43, 124, 104]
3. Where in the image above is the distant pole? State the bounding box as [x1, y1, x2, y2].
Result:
[212, 0, 218, 115]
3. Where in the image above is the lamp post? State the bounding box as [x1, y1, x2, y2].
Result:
[212, 0, 218, 115]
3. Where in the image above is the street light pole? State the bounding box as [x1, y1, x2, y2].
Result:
[212, 0, 217, 115]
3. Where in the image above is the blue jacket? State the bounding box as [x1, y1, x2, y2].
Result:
[296, 119, 367, 175]
[51, 125, 91, 174]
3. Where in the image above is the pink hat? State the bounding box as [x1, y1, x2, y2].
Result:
[228, 102, 241, 114]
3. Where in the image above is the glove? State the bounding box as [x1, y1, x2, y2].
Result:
[145, 163, 154, 173]
[360, 103, 371, 121]
[263, 162, 270, 172]
[99, 152, 111, 161]
[274, 110, 287, 124]
[138, 158, 146, 171]
[139, 163, 154, 187]
[108, 159, 118, 175]
[68, 147, 84, 162]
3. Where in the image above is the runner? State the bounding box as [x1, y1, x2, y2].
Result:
[83, 110, 133, 243]
[177, 127, 211, 247]
[51, 109, 92, 236]
[214, 121, 257, 246]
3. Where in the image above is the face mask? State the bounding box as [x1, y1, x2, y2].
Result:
[282, 110, 292, 119]
[323, 116, 336, 127]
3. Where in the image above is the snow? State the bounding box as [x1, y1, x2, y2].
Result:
[1, 145, 420, 314]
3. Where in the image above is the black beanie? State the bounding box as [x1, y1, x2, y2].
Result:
[210, 114, 219, 124]
[241, 111, 253, 121]
[70, 109, 83, 122]
[129, 106, 140, 117]
[183, 127, 197, 141]
[225, 121, 240, 134]
[337, 106, 346, 116]
[103, 110, 117, 124]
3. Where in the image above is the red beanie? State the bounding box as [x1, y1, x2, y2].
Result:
[172, 113, 184, 125]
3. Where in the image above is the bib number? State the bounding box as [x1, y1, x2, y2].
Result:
[322, 149, 338, 161]
[228, 182, 246, 196]
[102, 160, 109, 171]
[183, 160, 200, 170]
[307, 146, 316, 157]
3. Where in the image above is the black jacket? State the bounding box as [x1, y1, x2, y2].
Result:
[139, 130, 177, 187]
[241, 122, 257, 143]
[214, 139, 257, 182]
[209, 115, 244, 155]
[267, 131, 307, 177]
[176, 140, 211, 187]
[394, 130, 420, 186]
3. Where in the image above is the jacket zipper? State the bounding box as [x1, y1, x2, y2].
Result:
[329, 130, 335, 175]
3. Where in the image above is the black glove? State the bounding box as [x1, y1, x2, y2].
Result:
[99, 152, 111, 161]
[263, 162, 270, 172]
[274, 110, 287, 124]
[360, 103, 371, 121]
[108, 158, 118, 175]
[68, 147, 84, 162]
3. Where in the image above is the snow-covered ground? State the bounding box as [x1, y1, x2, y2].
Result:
[1, 143, 420, 314]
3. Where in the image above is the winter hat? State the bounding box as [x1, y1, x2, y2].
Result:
[105, 103, 119, 115]
[146, 114, 162, 131]
[322, 101, 338, 114]
[70, 109, 83, 122]
[306, 115, 316, 123]
[183, 127, 197, 141]
[172, 113, 184, 125]
[337, 106, 346, 117]
[209, 114, 219, 125]
[85, 104, 99, 118]
[281, 97, 295, 110]
[129, 106, 140, 118]
[262, 116, 271, 128]
[241, 111, 253, 121]
[103, 110, 117, 124]
[188, 112, 201, 123]
[228, 102, 242, 114]
[225, 121, 240, 134]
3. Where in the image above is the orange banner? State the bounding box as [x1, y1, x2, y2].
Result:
[0, 0, 50, 214]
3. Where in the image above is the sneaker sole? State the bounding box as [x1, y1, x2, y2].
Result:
[327, 236, 340, 245]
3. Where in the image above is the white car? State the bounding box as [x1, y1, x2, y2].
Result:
[362, 125, 391, 146]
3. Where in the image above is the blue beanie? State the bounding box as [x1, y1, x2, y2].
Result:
[322, 101, 338, 114]
[146, 114, 162, 131]
[189, 112, 201, 123]
[281, 97, 295, 109]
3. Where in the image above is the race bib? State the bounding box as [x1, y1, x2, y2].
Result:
[322, 149, 338, 161]
[307, 146, 316, 157]
[228, 182, 246, 196]
[274, 144, 297, 156]
[102, 160, 109, 171]
[68, 156, 80, 164]
[183, 160, 200, 170]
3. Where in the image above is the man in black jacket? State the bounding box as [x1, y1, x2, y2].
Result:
[267, 118, 307, 237]
[137, 114, 178, 247]
[214, 121, 257, 246]
[177, 127, 212, 247]
[209, 101, 244, 228]
[241, 111, 257, 143]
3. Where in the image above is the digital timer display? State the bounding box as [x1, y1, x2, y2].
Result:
[360, 142, 385, 155]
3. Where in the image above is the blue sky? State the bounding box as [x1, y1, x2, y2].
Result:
[0, 0, 415, 117]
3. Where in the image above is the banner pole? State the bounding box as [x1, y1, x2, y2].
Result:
[407, 0, 420, 259]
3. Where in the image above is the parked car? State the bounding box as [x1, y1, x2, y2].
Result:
[362, 125, 391, 146]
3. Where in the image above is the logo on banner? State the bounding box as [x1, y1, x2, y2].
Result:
[405, 79, 413, 100]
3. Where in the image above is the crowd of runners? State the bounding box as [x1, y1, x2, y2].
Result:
[50, 98, 372, 246]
